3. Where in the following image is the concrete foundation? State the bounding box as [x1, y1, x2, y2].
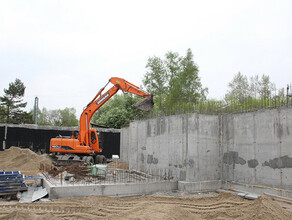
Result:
[43, 178, 178, 199]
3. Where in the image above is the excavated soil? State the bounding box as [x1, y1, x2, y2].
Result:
[0, 192, 291, 219]
[107, 160, 129, 169]
[0, 146, 54, 175]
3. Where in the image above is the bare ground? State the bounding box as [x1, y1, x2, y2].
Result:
[0, 192, 291, 220]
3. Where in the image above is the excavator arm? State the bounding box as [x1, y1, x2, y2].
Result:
[79, 77, 153, 146]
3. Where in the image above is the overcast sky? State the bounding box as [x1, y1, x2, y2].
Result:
[0, 0, 291, 118]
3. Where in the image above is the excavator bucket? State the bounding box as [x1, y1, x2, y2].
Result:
[132, 97, 154, 112]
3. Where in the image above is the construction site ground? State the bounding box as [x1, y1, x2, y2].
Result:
[1, 191, 292, 219]
[1, 147, 292, 219]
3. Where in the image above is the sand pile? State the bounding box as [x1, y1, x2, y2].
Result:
[0, 146, 54, 175]
[0, 192, 291, 219]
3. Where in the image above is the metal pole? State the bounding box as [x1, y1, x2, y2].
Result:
[3, 124, 7, 150]
[33, 97, 39, 125]
[287, 85, 289, 106]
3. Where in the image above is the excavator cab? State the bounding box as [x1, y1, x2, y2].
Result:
[89, 129, 101, 152]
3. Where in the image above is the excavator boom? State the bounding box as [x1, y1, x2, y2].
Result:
[79, 77, 153, 146]
[50, 77, 154, 160]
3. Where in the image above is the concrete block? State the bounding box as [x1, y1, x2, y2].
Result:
[178, 180, 222, 193]
[222, 181, 292, 199]
[245, 194, 258, 200]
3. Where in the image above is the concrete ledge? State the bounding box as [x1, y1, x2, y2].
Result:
[43, 177, 292, 199]
[0, 123, 120, 133]
[223, 181, 292, 199]
[0, 123, 77, 131]
[178, 180, 222, 192]
[43, 179, 178, 199]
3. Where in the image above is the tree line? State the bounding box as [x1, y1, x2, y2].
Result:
[0, 79, 32, 124]
[0, 79, 78, 126]
[0, 49, 288, 128]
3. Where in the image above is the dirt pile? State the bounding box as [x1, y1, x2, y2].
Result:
[48, 164, 91, 180]
[107, 160, 129, 169]
[0, 146, 54, 175]
[0, 192, 291, 219]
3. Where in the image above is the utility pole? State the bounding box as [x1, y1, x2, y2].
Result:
[33, 97, 39, 124]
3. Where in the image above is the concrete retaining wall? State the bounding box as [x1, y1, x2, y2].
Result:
[222, 108, 292, 190]
[121, 107, 292, 194]
[121, 114, 220, 182]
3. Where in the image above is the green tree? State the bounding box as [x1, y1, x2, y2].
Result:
[164, 51, 183, 109]
[0, 106, 6, 122]
[176, 49, 207, 103]
[249, 74, 275, 99]
[258, 74, 275, 99]
[0, 79, 28, 123]
[38, 108, 60, 126]
[50, 110, 62, 126]
[38, 107, 51, 125]
[143, 56, 168, 96]
[143, 56, 168, 110]
[226, 73, 276, 104]
[59, 107, 79, 126]
[249, 75, 260, 99]
[225, 72, 250, 104]
[91, 94, 147, 128]
[223, 73, 280, 112]
[38, 107, 78, 126]
[22, 110, 34, 124]
[143, 49, 207, 114]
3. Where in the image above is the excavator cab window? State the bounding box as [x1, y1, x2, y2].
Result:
[72, 130, 79, 139]
[97, 131, 103, 149]
[90, 130, 97, 144]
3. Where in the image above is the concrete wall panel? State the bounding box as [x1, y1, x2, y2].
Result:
[223, 108, 292, 190]
[121, 107, 292, 191]
[120, 128, 129, 162]
[121, 113, 219, 182]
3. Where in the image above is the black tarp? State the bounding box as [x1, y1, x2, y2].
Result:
[100, 131, 120, 158]
[0, 125, 120, 158]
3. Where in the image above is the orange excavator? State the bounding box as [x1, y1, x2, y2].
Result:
[50, 77, 154, 164]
